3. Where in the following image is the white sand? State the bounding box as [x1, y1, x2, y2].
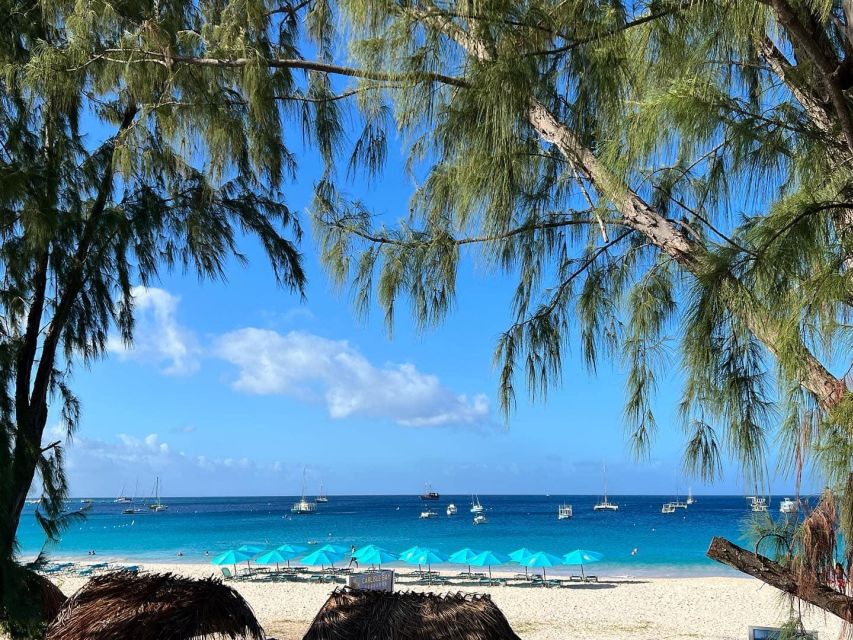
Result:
[48, 562, 845, 639]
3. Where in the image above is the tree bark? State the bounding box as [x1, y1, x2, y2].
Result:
[707, 536, 853, 622]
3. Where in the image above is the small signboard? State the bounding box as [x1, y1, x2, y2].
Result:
[347, 569, 395, 592]
[749, 626, 817, 640]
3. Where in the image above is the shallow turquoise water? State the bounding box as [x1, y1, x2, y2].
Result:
[17, 495, 790, 576]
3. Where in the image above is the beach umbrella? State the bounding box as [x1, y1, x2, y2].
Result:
[508, 547, 535, 578]
[212, 549, 253, 573]
[238, 544, 265, 554]
[272, 545, 305, 569]
[448, 548, 480, 575]
[470, 550, 509, 583]
[301, 548, 344, 571]
[398, 545, 423, 561]
[254, 549, 290, 571]
[562, 549, 603, 579]
[403, 549, 446, 584]
[523, 551, 563, 584]
[352, 544, 379, 560]
[357, 548, 398, 569]
[318, 544, 350, 555]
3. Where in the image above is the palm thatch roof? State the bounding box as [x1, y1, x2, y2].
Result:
[302, 587, 521, 640]
[45, 570, 264, 640]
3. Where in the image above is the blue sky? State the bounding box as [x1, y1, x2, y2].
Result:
[50, 109, 818, 500]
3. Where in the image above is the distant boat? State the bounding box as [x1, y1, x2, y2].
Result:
[470, 495, 484, 514]
[557, 504, 573, 520]
[291, 469, 316, 514]
[593, 464, 619, 511]
[446, 503, 457, 516]
[686, 487, 695, 505]
[122, 480, 143, 514]
[473, 513, 487, 525]
[80, 498, 93, 504]
[661, 502, 676, 514]
[419, 509, 438, 519]
[148, 476, 168, 512]
[420, 483, 440, 501]
[114, 483, 131, 504]
[316, 483, 329, 503]
[780, 497, 797, 514]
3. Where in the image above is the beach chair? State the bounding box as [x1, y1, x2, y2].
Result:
[220, 567, 235, 580]
[585, 575, 599, 583]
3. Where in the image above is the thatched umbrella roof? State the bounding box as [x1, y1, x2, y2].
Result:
[302, 587, 521, 640]
[45, 570, 264, 640]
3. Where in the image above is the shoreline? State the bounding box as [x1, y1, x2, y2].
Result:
[23, 553, 743, 580]
[42, 560, 844, 639]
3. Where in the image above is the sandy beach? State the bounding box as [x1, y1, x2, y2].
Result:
[45, 562, 845, 639]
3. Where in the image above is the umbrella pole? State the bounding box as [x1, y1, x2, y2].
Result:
[489, 566, 492, 584]
[581, 564, 585, 579]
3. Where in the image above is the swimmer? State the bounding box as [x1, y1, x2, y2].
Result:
[631, 548, 638, 556]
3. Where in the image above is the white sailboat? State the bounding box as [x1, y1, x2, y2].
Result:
[122, 479, 144, 514]
[114, 483, 132, 504]
[316, 482, 329, 503]
[291, 469, 316, 514]
[446, 503, 457, 516]
[686, 487, 695, 505]
[593, 464, 619, 511]
[148, 476, 168, 512]
[470, 495, 484, 513]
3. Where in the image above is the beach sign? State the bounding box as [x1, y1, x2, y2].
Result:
[347, 570, 395, 592]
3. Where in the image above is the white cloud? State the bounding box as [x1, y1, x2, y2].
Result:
[213, 328, 491, 427]
[107, 286, 199, 375]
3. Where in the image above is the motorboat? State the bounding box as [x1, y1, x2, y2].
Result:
[446, 503, 457, 516]
[558, 504, 573, 519]
[473, 513, 487, 525]
[420, 509, 438, 519]
[661, 502, 676, 514]
[780, 497, 798, 514]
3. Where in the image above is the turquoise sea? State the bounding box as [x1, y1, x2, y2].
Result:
[18, 495, 792, 576]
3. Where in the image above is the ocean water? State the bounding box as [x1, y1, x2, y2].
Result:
[17, 495, 789, 576]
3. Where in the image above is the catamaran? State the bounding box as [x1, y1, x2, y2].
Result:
[593, 464, 619, 511]
[291, 469, 316, 514]
[557, 504, 573, 519]
[316, 482, 329, 503]
[470, 495, 484, 513]
[420, 483, 440, 500]
[148, 476, 168, 512]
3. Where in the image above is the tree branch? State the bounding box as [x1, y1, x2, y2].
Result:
[707, 536, 853, 622]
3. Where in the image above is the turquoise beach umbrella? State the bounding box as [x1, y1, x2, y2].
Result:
[212, 549, 253, 572]
[358, 548, 397, 568]
[398, 545, 423, 561]
[403, 548, 445, 585]
[238, 544, 265, 554]
[448, 548, 480, 575]
[276, 543, 307, 554]
[524, 551, 563, 583]
[470, 550, 509, 582]
[562, 549, 603, 578]
[353, 544, 378, 560]
[255, 549, 289, 571]
[509, 547, 535, 578]
[301, 548, 344, 569]
[318, 544, 350, 555]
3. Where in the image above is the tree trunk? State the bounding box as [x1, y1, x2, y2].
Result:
[707, 536, 853, 622]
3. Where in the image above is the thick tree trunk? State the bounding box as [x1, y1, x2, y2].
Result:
[707, 536, 853, 622]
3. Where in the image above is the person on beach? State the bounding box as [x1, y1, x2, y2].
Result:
[349, 545, 358, 569]
[834, 562, 846, 592]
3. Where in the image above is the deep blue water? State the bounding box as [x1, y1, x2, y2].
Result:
[17, 495, 792, 576]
